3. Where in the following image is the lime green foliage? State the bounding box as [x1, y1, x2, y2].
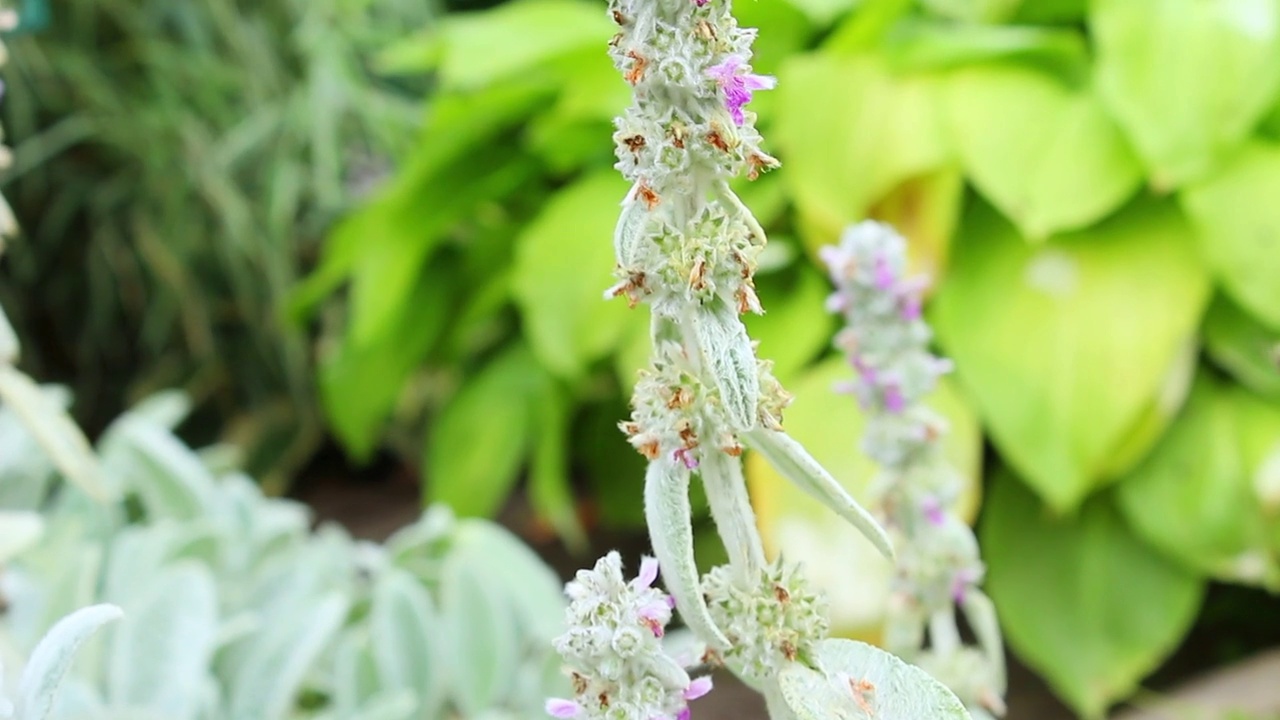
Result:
[304, 2, 1280, 715]
[1, 0, 431, 486]
[981, 474, 1205, 720]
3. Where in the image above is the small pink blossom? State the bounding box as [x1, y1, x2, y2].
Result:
[883, 383, 905, 413]
[677, 709, 692, 720]
[684, 677, 714, 700]
[546, 699, 582, 718]
[633, 555, 660, 589]
[674, 447, 699, 469]
[705, 55, 776, 125]
[920, 496, 945, 527]
[873, 253, 895, 291]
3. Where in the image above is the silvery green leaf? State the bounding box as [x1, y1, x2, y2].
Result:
[97, 415, 216, 520]
[0, 367, 110, 502]
[776, 639, 972, 720]
[441, 552, 520, 715]
[369, 567, 446, 719]
[613, 195, 651, 269]
[123, 391, 192, 431]
[449, 519, 564, 641]
[743, 428, 894, 560]
[644, 461, 730, 650]
[351, 691, 419, 720]
[16, 604, 123, 720]
[960, 589, 1006, 695]
[331, 629, 381, 716]
[227, 593, 349, 720]
[43, 678, 106, 720]
[0, 401, 56, 509]
[106, 563, 218, 717]
[0, 304, 17, 364]
[691, 300, 760, 431]
[698, 449, 765, 576]
[0, 510, 43, 565]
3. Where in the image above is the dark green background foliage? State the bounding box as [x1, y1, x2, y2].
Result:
[0, 0, 431, 486]
[297, 0, 1280, 716]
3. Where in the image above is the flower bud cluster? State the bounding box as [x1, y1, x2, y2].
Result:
[822, 221, 1006, 717]
[820, 221, 955, 471]
[549, 553, 713, 720]
[702, 560, 828, 684]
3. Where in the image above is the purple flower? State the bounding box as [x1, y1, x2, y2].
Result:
[677, 708, 692, 720]
[883, 383, 905, 413]
[685, 677, 714, 700]
[873, 253, 895, 291]
[920, 496, 945, 527]
[632, 555, 660, 589]
[706, 55, 776, 125]
[900, 293, 921, 321]
[674, 447, 699, 469]
[546, 699, 583, 718]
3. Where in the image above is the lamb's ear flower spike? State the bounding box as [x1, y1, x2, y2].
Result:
[822, 220, 1007, 718]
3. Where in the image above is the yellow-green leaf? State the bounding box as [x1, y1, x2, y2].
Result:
[943, 63, 1142, 240]
[981, 473, 1205, 719]
[1116, 375, 1280, 588]
[774, 54, 950, 253]
[1181, 140, 1280, 331]
[932, 199, 1210, 512]
[1203, 295, 1280, 400]
[1092, 0, 1280, 189]
[512, 171, 642, 379]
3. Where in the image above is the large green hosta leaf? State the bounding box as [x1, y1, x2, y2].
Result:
[1116, 375, 1280, 588]
[774, 54, 950, 251]
[512, 170, 642, 379]
[1203, 296, 1280, 400]
[932, 200, 1210, 512]
[1092, 0, 1280, 189]
[943, 63, 1142, 239]
[1181, 141, 1280, 331]
[981, 474, 1204, 719]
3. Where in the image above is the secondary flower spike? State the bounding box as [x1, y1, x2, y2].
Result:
[823, 221, 1007, 720]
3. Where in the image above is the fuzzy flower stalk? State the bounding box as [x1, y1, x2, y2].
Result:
[821, 221, 1007, 719]
[545, 0, 911, 713]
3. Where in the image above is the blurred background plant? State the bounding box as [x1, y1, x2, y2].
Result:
[291, 0, 1280, 716]
[0, 0, 434, 488]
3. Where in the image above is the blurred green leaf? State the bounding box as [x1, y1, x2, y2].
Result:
[743, 266, 836, 384]
[1012, 0, 1084, 23]
[734, 0, 814, 69]
[919, 0, 1024, 23]
[527, 377, 586, 548]
[824, 0, 914, 54]
[1203, 295, 1280, 400]
[320, 268, 455, 462]
[779, 0, 857, 31]
[410, 0, 612, 90]
[884, 19, 1087, 74]
[580, 400, 650, 529]
[932, 200, 1210, 512]
[943, 63, 1142, 239]
[1092, 0, 1280, 189]
[370, 568, 446, 718]
[424, 346, 540, 518]
[774, 54, 950, 252]
[1181, 140, 1280, 331]
[512, 170, 641, 379]
[1116, 375, 1280, 587]
[106, 563, 217, 717]
[441, 551, 521, 714]
[981, 473, 1205, 720]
